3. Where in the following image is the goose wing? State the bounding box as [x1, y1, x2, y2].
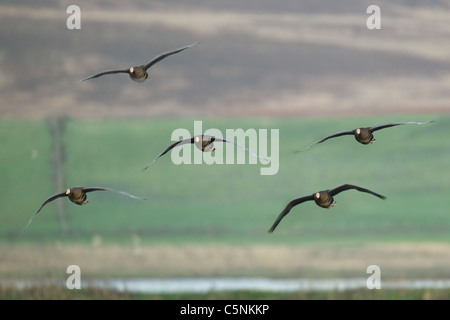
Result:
[143, 137, 194, 170]
[298, 130, 355, 151]
[23, 192, 67, 231]
[78, 68, 129, 82]
[328, 184, 386, 200]
[214, 137, 269, 162]
[370, 121, 435, 132]
[82, 187, 146, 200]
[144, 42, 200, 70]
[268, 195, 315, 233]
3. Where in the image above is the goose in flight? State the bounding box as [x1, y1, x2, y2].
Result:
[268, 184, 386, 233]
[78, 42, 200, 83]
[299, 121, 435, 150]
[24, 187, 145, 230]
[144, 135, 268, 170]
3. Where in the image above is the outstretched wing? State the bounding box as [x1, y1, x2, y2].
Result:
[78, 69, 129, 82]
[370, 121, 435, 132]
[143, 137, 194, 170]
[144, 42, 201, 71]
[214, 137, 269, 162]
[23, 192, 67, 231]
[298, 130, 355, 151]
[268, 195, 315, 233]
[328, 184, 386, 200]
[82, 187, 146, 200]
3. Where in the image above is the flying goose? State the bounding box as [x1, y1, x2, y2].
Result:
[78, 42, 200, 83]
[268, 184, 386, 233]
[24, 187, 145, 230]
[144, 134, 268, 170]
[299, 121, 435, 150]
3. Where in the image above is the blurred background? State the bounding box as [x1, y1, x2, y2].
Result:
[1, 0, 449, 299]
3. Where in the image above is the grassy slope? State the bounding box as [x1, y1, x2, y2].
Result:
[2, 114, 449, 245]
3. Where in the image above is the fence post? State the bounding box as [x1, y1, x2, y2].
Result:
[48, 116, 69, 234]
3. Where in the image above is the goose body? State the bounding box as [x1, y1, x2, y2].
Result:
[128, 66, 148, 82]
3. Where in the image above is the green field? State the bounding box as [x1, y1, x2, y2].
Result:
[1, 114, 449, 245]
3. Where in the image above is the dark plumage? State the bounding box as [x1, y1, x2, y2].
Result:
[268, 184, 386, 233]
[78, 42, 200, 83]
[144, 134, 268, 170]
[300, 121, 435, 150]
[24, 187, 145, 230]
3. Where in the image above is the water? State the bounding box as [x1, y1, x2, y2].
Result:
[90, 278, 450, 293]
[6, 278, 450, 293]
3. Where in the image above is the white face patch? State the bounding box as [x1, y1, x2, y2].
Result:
[129, 67, 134, 73]
[65, 189, 71, 195]
[195, 136, 200, 143]
[315, 192, 320, 199]
[356, 129, 361, 135]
